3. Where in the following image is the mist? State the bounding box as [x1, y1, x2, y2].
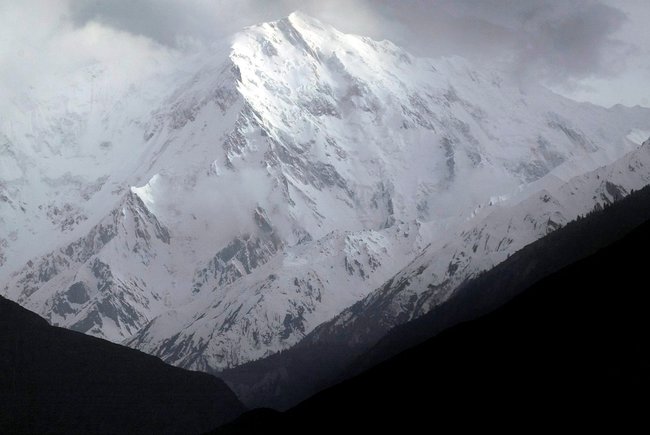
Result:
[1, 0, 649, 107]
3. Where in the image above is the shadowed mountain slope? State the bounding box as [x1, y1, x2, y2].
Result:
[0, 298, 246, 434]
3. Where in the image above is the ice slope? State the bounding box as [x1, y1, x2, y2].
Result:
[2, 12, 650, 369]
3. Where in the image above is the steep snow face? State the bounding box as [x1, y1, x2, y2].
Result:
[224, 12, 647, 229]
[2, 12, 650, 369]
[2, 192, 173, 340]
[0, 58, 183, 271]
[126, 221, 419, 370]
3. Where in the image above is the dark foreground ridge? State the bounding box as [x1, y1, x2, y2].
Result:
[0, 299, 246, 434]
[214, 186, 650, 433]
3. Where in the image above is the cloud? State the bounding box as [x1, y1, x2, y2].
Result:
[69, 0, 190, 47]
[0, 0, 647, 107]
[66, 0, 634, 84]
[339, 0, 630, 85]
[0, 0, 176, 111]
[507, 1, 628, 82]
[68, 0, 296, 47]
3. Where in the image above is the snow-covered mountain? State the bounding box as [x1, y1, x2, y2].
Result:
[219, 137, 650, 410]
[298, 137, 650, 357]
[1, 12, 649, 372]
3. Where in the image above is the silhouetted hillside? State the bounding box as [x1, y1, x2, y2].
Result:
[0, 298, 246, 434]
[215, 186, 650, 433]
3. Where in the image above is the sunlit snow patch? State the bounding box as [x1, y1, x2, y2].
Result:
[131, 174, 160, 209]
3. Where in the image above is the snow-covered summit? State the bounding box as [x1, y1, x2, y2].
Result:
[2, 13, 650, 370]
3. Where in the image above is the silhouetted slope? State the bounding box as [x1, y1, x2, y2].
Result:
[0, 298, 246, 434]
[215, 189, 650, 433]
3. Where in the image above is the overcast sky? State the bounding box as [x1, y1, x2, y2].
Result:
[1, 0, 649, 107]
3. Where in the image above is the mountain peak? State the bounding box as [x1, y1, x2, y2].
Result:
[286, 10, 324, 28]
[231, 10, 338, 62]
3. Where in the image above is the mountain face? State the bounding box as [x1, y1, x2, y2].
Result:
[214, 189, 650, 434]
[2, 12, 650, 374]
[310, 138, 650, 350]
[0, 295, 245, 434]
[220, 139, 650, 409]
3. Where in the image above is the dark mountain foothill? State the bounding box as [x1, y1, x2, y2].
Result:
[0, 298, 246, 434]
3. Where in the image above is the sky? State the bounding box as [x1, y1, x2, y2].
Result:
[0, 0, 649, 108]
